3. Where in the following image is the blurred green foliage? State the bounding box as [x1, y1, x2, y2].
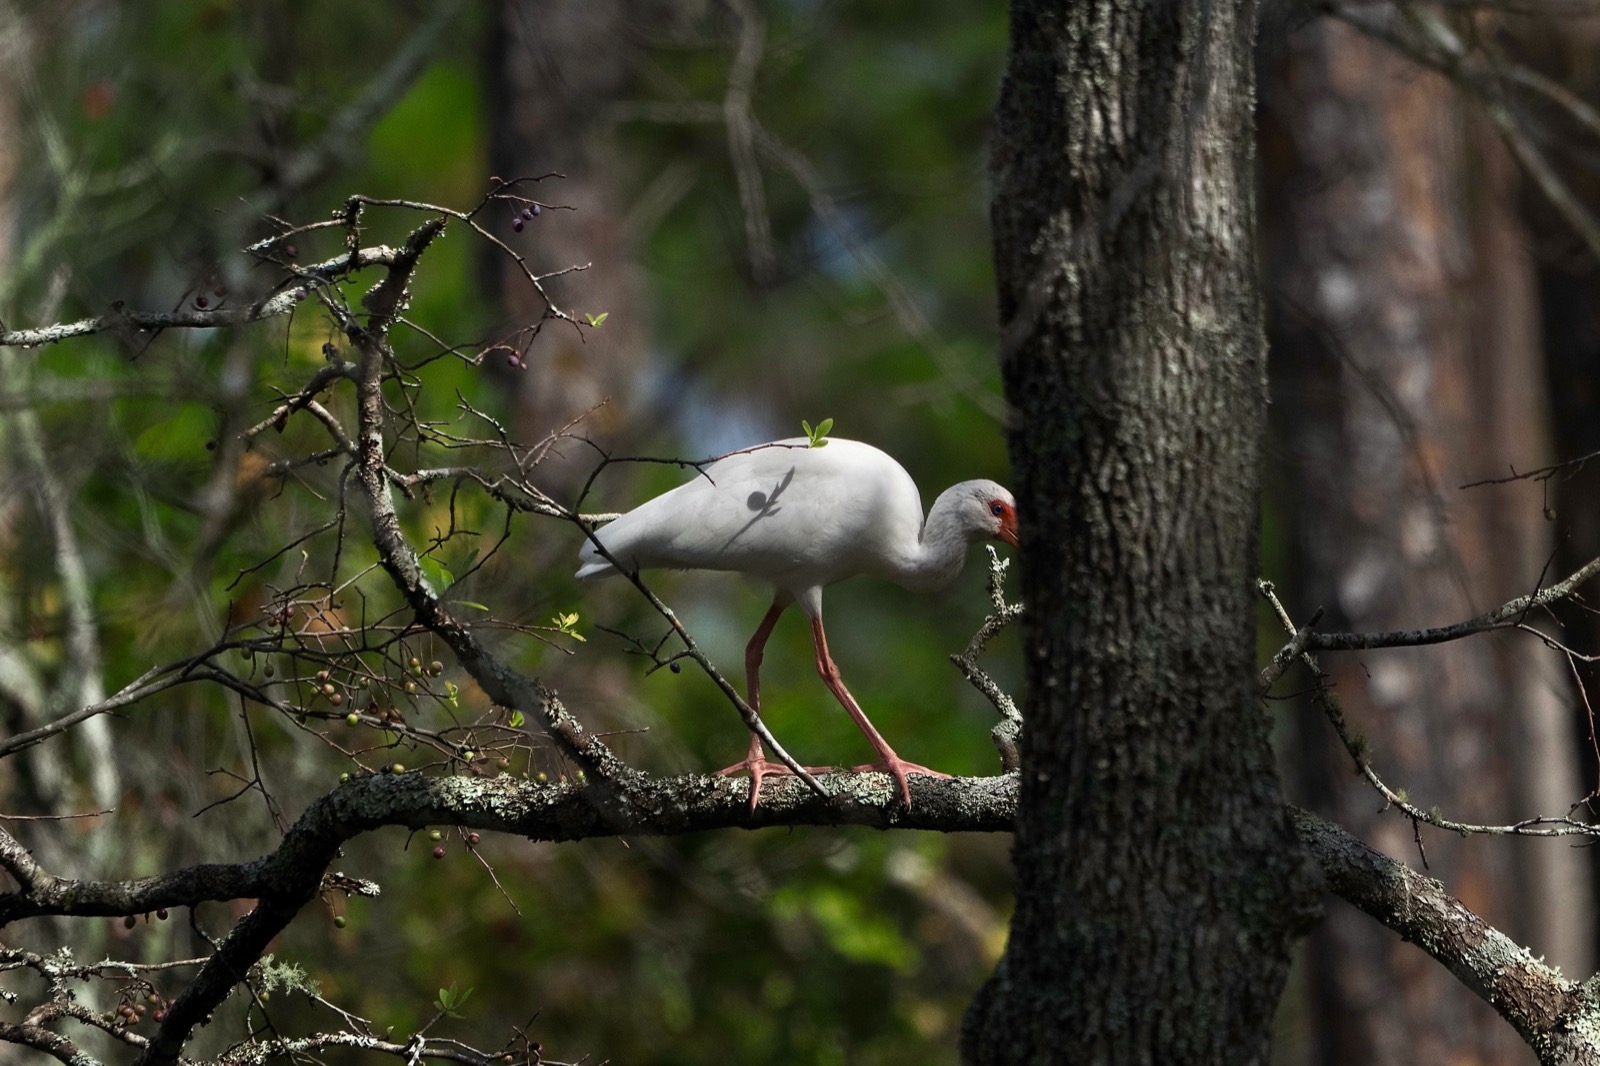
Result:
[0, 1, 1016, 1063]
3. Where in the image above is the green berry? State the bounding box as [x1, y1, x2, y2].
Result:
[346, 712, 360, 727]
[429, 829, 443, 842]
[333, 915, 347, 929]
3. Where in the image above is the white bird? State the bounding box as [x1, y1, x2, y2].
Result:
[576, 437, 1019, 807]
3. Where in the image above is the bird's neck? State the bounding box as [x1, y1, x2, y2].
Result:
[896, 491, 975, 593]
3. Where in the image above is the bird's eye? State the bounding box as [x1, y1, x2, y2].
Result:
[990, 501, 1005, 516]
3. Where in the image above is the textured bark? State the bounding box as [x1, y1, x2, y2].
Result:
[1260, 17, 1590, 1065]
[1291, 808, 1600, 1066]
[961, 2, 1321, 1063]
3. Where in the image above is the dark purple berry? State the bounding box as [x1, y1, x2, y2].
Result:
[194, 295, 209, 309]
[467, 832, 481, 846]
[521, 207, 534, 220]
[669, 661, 682, 673]
[156, 909, 168, 920]
[531, 203, 541, 216]
[432, 845, 446, 859]
[507, 354, 523, 370]
[284, 244, 298, 258]
[511, 217, 524, 233]
[123, 915, 136, 930]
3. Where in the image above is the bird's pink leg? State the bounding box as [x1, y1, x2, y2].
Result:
[808, 616, 949, 806]
[713, 599, 830, 809]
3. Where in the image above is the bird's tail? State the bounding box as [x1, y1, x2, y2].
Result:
[574, 559, 615, 581]
[575, 539, 617, 581]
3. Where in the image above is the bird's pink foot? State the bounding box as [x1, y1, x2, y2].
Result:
[714, 757, 836, 811]
[848, 759, 951, 807]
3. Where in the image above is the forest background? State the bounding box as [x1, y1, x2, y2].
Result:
[0, 1, 1595, 1064]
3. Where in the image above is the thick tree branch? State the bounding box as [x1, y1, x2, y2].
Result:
[103, 770, 1014, 1065]
[1291, 807, 1598, 1066]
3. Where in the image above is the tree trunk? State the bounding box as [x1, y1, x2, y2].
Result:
[962, 2, 1321, 1062]
[485, 0, 651, 486]
[1512, 16, 1600, 975]
[1260, 17, 1590, 1064]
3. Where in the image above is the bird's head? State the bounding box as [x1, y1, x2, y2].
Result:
[946, 479, 1018, 548]
[988, 493, 1020, 548]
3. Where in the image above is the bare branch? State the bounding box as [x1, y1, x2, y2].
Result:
[0, 246, 399, 350]
[950, 547, 1025, 770]
[1301, 554, 1600, 651]
[1260, 581, 1597, 838]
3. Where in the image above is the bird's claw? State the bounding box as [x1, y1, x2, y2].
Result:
[848, 760, 951, 808]
[714, 757, 837, 812]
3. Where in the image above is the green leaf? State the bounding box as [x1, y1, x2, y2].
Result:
[803, 416, 834, 448]
[434, 982, 474, 1018]
[508, 710, 525, 729]
[585, 311, 609, 327]
[553, 612, 585, 642]
[417, 556, 453, 594]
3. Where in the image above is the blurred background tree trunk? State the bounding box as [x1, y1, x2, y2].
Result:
[485, 0, 652, 484]
[1260, 16, 1592, 1065]
[1513, 18, 1600, 974]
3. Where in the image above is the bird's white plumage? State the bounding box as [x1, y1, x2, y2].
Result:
[576, 438, 1010, 604]
[576, 435, 1017, 808]
[577, 438, 917, 586]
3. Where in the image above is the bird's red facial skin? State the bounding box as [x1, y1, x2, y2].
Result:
[992, 501, 1020, 548]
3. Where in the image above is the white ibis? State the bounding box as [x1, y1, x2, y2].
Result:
[576, 437, 1018, 807]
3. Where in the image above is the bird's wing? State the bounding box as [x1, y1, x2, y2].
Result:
[576, 439, 923, 586]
